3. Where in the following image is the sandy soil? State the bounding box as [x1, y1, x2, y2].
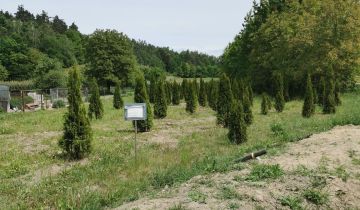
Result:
[116, 125, 360, 210]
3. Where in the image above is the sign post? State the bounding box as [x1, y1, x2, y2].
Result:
[124, 103, 147, 161]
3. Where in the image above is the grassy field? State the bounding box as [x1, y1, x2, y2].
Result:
[0, 93, 360, 209]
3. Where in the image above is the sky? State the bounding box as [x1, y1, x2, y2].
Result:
[0, 0, 254, 56]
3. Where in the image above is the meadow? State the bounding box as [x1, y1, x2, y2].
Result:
[0, 92, 360, 209]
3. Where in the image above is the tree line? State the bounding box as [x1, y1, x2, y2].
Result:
[0, 6, 219, 89]
[221, 0, 360, 98]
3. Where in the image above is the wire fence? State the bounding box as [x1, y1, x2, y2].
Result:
[0, 87, 89, 113]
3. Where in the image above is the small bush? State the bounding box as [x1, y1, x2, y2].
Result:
[303, 189, 328, 205]
[10, 96, 33, 109]
[218, 186, 241, 200]
[246, 164, 284, 181]
[52, 100, 65, 108]
[188, 190, 207, 203]
[279, 196, 303, 210]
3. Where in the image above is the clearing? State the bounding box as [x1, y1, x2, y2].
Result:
[117, 125, 360, 210]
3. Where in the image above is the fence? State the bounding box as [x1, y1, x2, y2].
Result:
[2, 88, 89, 113]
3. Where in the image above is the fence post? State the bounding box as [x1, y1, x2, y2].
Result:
[21, 90, 25, 112]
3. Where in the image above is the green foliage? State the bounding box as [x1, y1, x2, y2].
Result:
[0, 80, 35, 91]
[154, 79, 167, 119]
[181, 78, 188, 100]
[323, 67, 336, 114]
[222, 0, 360, 96]
[318, 77, 326, 105]
[35, 70, 67, 89]
[207, 79, 218, 111]
[134, 74, 153, 132]
[274, 73, 285, 112]
[217, 74, 232, 127]
[165, 81, 172, 105]
[303, 189, 329, 205]
[228, 100, 247, 144]
[88, 78, 104, 120]
[171, 80, 180, 105]
[149, 78, 157, 103]
[9, 96, 33, 109]
[52, 100, 65, 109]
[198, 78, 207, 107]
[218, 186, 241, 200]
[185, 80, 198, 114]
[302, 74, 315, 118]
[59, 67, 92, 159]
[243, 87, 253, 125]
[113, 83, 123, 109]
[85, 29, 137, 89]
[0, 64, 8, 81]
[188, 190, 207, 203]
[335, 80, 342, 106]
[261, 93, 268, 115]
[246, 164, 284, 181]
[279, 196, 303, 210]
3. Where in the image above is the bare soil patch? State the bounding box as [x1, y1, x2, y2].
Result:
[116, 125, 360, 210]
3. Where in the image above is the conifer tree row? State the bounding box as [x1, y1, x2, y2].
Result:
[243, 86, 253, 125]
[185, 80, 198, 113]
[59, 67, 92, 160]
[165, 81, 172, 105]
[113, 82, 124, 109]
[154, 79, 168, 118]
[323, 67, 336, 114]
[228, 100, 247, 144]
[172, 80, 180, 105]
[88, 78, 104, 120]
[134, 74, 153, 132]
[217, 73, 233, 127]
[274, 73, 285, 113]
[261, 93, 269, 115]
[302, 74, 315, 118]
[198, 78, 207, 107]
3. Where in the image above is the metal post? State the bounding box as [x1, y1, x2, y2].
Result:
[21, 90, 25, 112]
[40, 92, 44, 110]
[134, 120, 137, 161]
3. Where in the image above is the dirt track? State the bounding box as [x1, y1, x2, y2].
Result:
[116, 125, 360, 210]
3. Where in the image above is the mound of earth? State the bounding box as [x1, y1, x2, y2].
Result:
[116, 125, 360, 210]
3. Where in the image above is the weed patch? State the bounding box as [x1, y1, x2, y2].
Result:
[246, 164, 284, 181]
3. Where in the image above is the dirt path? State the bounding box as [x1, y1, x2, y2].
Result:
[116, 125, 360, 210]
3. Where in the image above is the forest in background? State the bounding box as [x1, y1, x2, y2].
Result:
[221, 0, 360, 97]
[0, 5, 219, 90]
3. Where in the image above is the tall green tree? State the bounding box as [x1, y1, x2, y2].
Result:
[335, 80, 342, 106]
[208, 79, 218, 111]
[59, 67, 92, 159]
[186, 80, 198, 114]
[198, 78, 207, 107]
[302, 74, 315, 118]
[274, 73, 285, 112]
[172, 80, 180, 105]
[154, 79, 167, 119]
[113, 82, 124, 109]
[88, 78, 104, 120]
[217, 74, 233, 127]
[243, 86, 253, 125]
[323, 67, 336, 114]
[0, 64, 9, 81]
[318, 77, 326, 106]
[165, 81, 172, 105]
[228, 100, 247, 144]
[134, 74, 153, 132]
[86, 29, 137, 91]
[261, 93, 268, 115]
[149, 78, 157, 103]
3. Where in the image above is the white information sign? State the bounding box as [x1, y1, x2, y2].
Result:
[124, 103, 147, 121]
